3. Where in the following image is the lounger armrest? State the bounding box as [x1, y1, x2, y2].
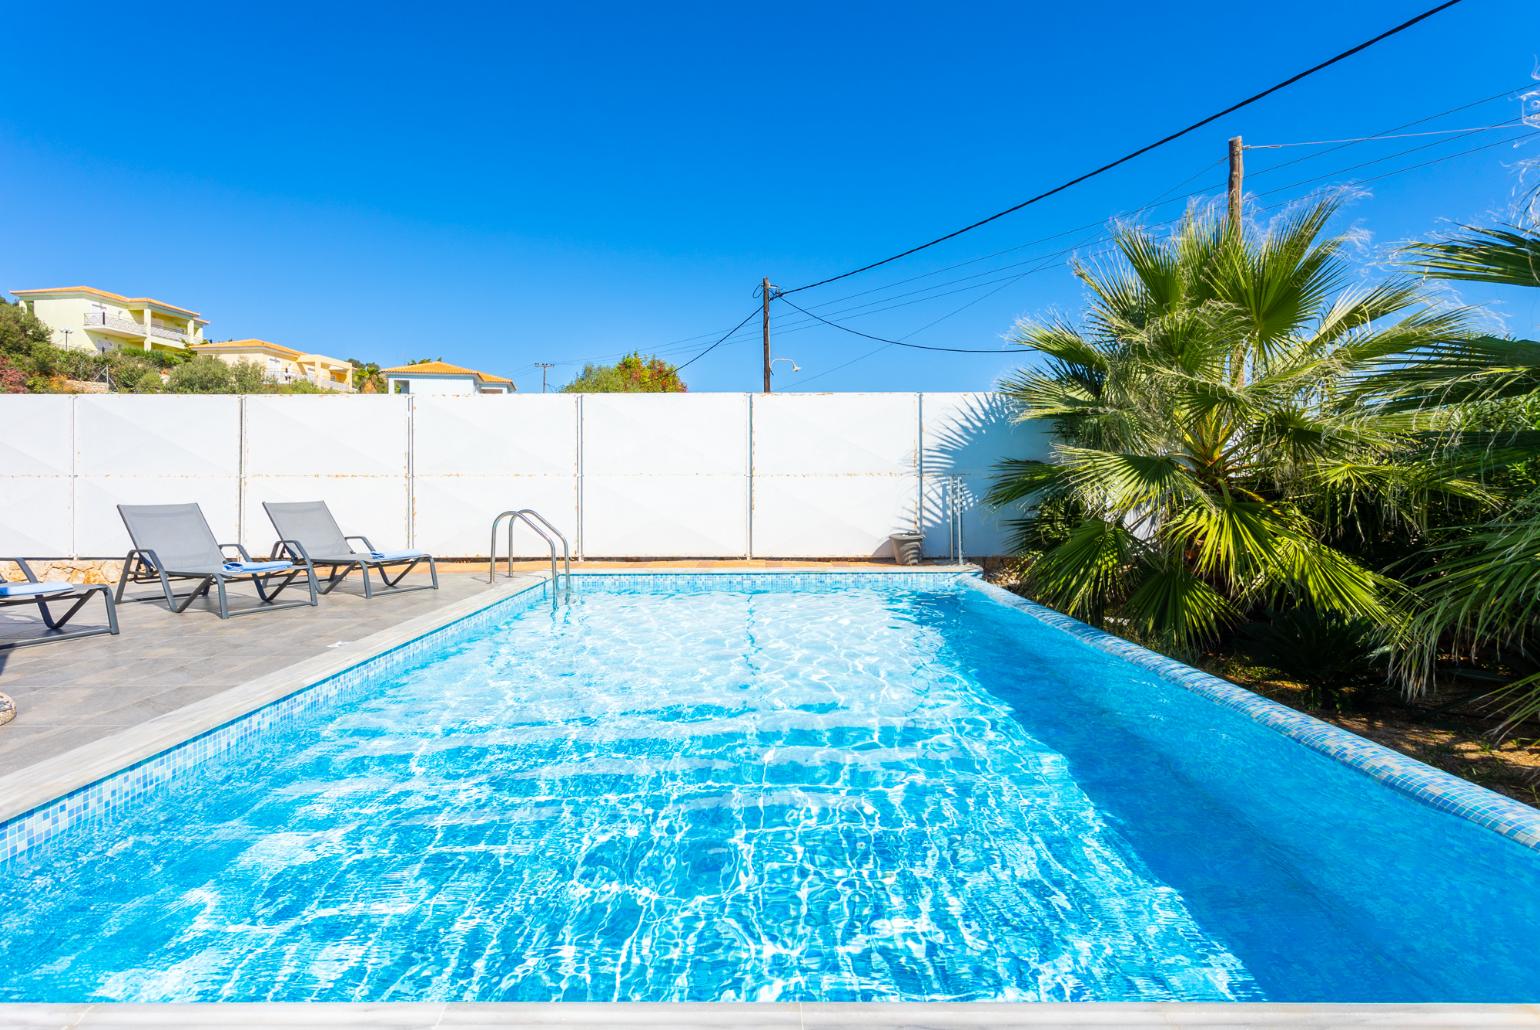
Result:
[126, 547, 164, 572]
[345, 535, 377, 552]
[2, 558, 41, 583]
[220, 542, 255, 563]
[271, 538, 316, 566]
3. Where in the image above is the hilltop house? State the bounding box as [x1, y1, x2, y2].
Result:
[191, 339, 355, 392]
[383, 361, 515, 395]
[13, 286, 208, 354]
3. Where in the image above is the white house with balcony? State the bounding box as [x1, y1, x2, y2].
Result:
[191, 339, 356, 391]
[11, 286, 208, 354]
[383, 360, 515, 394]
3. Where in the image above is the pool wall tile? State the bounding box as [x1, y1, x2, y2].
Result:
[960, 577, 1540, 853]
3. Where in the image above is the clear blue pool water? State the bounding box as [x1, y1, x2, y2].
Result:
[2, 575, 1538, 1003]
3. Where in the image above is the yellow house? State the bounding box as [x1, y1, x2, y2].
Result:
[191, 339, 356, 392]
[12, 286, 208, 354]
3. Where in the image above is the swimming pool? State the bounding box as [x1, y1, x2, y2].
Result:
[2, 572, 1538, 1003]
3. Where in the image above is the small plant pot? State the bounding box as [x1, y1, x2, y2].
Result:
[889, 532, 924, 566]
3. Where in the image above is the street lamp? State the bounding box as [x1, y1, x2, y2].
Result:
[769, 357, 800, 375]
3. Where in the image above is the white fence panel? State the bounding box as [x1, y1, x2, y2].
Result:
[0, 395, 73, 476]
[581, 395, 749, 557]
[920, 392, 1049, 557]
[75, 396, 242, 556]
[2, 478, 73, 557]
[242, 396, 410, 552]
[0, 392, 1045, 560]
[77, 477, 243, 558]
[753, 475, 920, 558]
[0, 396, 73, 555]
[412, 395, 579, 557]
[751, 394, 920, 557]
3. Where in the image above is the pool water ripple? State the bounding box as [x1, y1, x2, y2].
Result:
[3, 582, 1538, 1002]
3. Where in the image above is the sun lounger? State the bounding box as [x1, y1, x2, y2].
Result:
[114, 503, 318, 619]
[0, 559, 120, 648]
[263, 501, 438, 599]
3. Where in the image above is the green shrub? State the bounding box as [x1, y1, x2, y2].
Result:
[228, 361, 268, 393]
[562, 352, 685, 393]
[1239, 607, 1388, 710]
[165, 356, 234, 393]
[129, 369, 164, 393]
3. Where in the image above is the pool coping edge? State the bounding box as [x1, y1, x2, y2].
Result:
[7, 1000, 1540, 1026]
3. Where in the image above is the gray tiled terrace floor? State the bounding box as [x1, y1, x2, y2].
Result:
[0, 571, 514, 778]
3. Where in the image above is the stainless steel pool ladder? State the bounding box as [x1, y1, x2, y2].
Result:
[946, 475, 965, 565]
[488, 509, 572, 606]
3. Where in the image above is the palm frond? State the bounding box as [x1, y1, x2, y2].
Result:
[1404, 225, 1540, 289]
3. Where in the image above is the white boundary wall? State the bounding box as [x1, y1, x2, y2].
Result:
[0, 393, 1049, 559]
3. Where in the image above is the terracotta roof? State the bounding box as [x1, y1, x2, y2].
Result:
[193, 338, 302, 358]
[12, 286, 206, 320]
[382, 360, 514, 386]
[194, 340, 354, 370]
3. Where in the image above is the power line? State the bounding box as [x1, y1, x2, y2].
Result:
[778, 0, 1467, 296]
[780, 128, 1538, 387]
[537, 77, 1529, 379]
[551, 79, 1527, 376]
[775, 295, 1019, 353]
[788, 79, 1534, 320]
[674, 305, 764, 371]
[1252, 127, 1536, 202]
[789, 119, 1539, 335]
[1247, 120, 1524, 149]
[787, 273, 1032, 389]
[1241, 79, 1535, 179]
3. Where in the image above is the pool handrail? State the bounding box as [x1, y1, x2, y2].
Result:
[488, 509, 571, 605]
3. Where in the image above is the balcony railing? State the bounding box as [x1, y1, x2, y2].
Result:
[82, 311, 145, 335]
[81, 311, 192, 345]
[148, 323, 190, 343]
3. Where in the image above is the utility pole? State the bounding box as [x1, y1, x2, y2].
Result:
[1227, 135, 1244, 232]
[761, 277, 773, 393]
[535, 362, 554, 393]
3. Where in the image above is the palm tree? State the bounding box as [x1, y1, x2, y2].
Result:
[1383, 217, 1540, 725]
[988, 199, 1474, 656]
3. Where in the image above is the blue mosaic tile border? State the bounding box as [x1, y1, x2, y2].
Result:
[569, 569, 978, 595]
[0, 579, 556, 865]
[961, 577, 1540, 852]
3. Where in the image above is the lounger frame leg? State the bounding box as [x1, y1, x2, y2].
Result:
[115, 548, 317, 618]
[292, 557, 437, 599]
[115, 550, 206, 614]
[0, 582, 119, 650]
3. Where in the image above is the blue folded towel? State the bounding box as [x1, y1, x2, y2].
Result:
[0, 581, 75, 599]
[222, 560, 292, 574]
[368, 549, 425, 562]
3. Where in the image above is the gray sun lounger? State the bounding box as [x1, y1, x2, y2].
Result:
[263, 501, 438, 599]
[1, 559, 120, 649]
[115, 503, 318, 619]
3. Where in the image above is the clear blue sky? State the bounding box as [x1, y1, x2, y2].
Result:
[2, 0, 1537, 392]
